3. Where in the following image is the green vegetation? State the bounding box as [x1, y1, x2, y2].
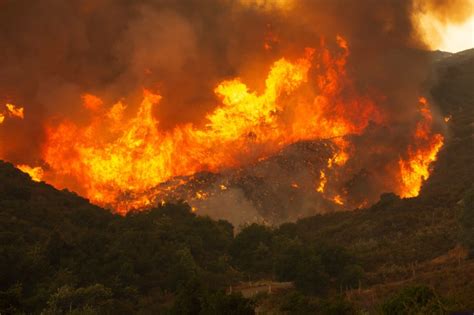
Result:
[0, 162, 362, 313]
[0, 163, 243, 313]
[0, 156, 472, 313]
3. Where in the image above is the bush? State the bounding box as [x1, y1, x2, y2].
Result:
[381, 285, 446, 315]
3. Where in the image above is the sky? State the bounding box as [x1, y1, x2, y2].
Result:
[418, 6, 474, 52]
[438, 15, 474, 52]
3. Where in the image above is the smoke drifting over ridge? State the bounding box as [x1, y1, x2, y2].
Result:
[0, 0, 469, 219]
[0, 1, 465, 136]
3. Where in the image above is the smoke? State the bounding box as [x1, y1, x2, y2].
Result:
[189, 187, 264, 229]
[414, 0, 473, 25]
[0, 0, 470, 211]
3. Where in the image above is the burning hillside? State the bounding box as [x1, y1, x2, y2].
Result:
[0, 0, 466, 222]
[2, 42, 443, 221]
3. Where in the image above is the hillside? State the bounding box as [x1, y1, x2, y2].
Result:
[422, 48, 474, 204]
[115, 49, 468, 227]
[261, 48, 474, 312]
[0, 49, 473, 314]
[0, 161, 246, 314]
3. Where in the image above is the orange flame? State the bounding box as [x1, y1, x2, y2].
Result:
[0, 103, 24, 124]
[317, 170, 327, 193]
[4, 38, 441, 213]
[398, 97, 444, 198]
[332, 194, 344, 205]
[82, 94, 104, 111]
[43, 39, 385, 211]
[6, 103, 24, 119]
[17, 164, 44, 182]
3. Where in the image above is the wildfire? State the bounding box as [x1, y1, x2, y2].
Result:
[332, 195, 344, 205]
[317, 170, 327, 193]
[195, 191, 209, 200]
[38, 39, 379, 212]
[398, 97, 444, 198]
[82, 94, 104, 111]
[6, 103, 24, 119]
[4, 37, 444, 213]
[17, 165, 44, 182]
[328, 138, 351, 167]
[0, 103, 24, 124]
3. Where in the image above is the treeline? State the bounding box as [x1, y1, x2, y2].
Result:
[1, 158, 474, 314]
[0, 166, 361, 314]
[0, 160, 365, 314]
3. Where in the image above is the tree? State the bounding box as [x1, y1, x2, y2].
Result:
[170, 278, 205, 315]
[201, 291, 255, 315]
[44, 284, 113, 314]
[319, 245, 353, 277]
[279, 291, 318, 314]
[170, 247, 201, 290]
[230, 224, 273, 275]
[273, 237, 305, 281]
[294, 252, 330, 295]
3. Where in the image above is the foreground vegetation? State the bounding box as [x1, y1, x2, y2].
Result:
[0, 165, 472, 314]
[0, 160, 364, 313]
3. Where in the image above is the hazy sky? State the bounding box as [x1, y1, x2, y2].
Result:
[417, 2, 474, 52]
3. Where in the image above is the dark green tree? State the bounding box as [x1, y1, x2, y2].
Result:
[230, 224, 273, 275]
[200, 291, 255, 315]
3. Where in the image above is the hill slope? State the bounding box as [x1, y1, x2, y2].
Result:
[0, 49, 473, 314]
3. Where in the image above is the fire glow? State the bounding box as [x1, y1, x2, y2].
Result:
[0, 103, 24, 124]
[398, 97, 444, 198]
[4, 38, 444, 214]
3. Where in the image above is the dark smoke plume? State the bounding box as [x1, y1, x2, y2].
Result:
[0, 0, 469, 166]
